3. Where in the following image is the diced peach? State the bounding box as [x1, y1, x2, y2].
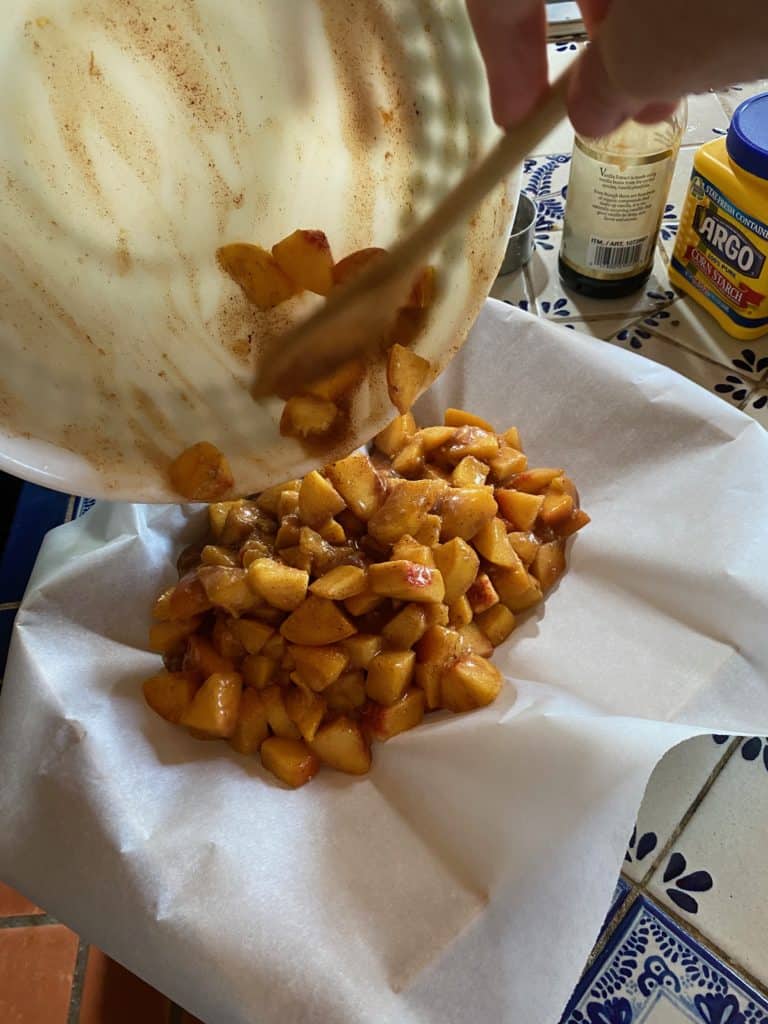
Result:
[362, 689, 425, 741]
[255, 480, 301, 517]
[370, 560, 445, 603]
[488, 565, 543, 612]
[540, 489, 574, 526]
[232, 619, 274, 655]
[229, 688, 270, 755]
[148, 617, 203, 655]
[433, 537, 479, 604]
[332, 246, 387, 286]
[143, 671, 199, 724]
[476, 604, 516, 647]
[310, 565, 367, 600]
[281, 595, 357, 645]
[511, 468, 564, 494]
[169, 442, 234, 502]
[386, 343, 431, 415]
[201, 545, 240, 569]
[373, 412, 417, 457]
[217, 243, 297, 309]
[496, 489, 545, 532]
[507, 531, 540, 566]
[452, 456, 489, 488]
[247, 558, 309, 611]
[367, 479, 442, 545]
[440, 427, 499, 464]
[261, 685, 301, 739]
[444, 408, 495, 432]
[555, 508, 591, 538]
[366, 650, 416, 706]
[180, 672, 242, 738]
[241, 654, 279, 689]
[448, 595, 473, 628]
[391, 536, 435, 567]
[472, 517, 518, 567]
[183, 635, 236, 678]
[458, 621, 494, 657]
[439, 487, 497, 541]
[280, 395, 339, 439]
[440, 655, 503, 712]
[168, 573, 212, 619]
[324, 671, 367, 712]
[531, 540, 567, 592]
[260, 737, 319, 788]
[298, 471, 346, 527]
[310, 716, 371, 774]
[382, 603, 428, 649]
[488, 446, 528, 484]
[152, 587, 174, 621]
[341, 634, 383, 670]
[391, 438, 425, 478]
[272, 229, 334, 296]
[325, 453, 384, 521]
[291, 644, 349, 691]
[198, 566, 257, 616]
[284, 686, 326, 742]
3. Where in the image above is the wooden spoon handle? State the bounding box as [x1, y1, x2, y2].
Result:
[380, 71, 571, 275]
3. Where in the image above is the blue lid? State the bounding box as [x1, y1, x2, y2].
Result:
[727, 92, 768, 180]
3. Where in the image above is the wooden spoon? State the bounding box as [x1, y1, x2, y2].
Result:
[253, 73, 570, 399]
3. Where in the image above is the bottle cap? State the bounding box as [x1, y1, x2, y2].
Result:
[727, 92, 768, 181]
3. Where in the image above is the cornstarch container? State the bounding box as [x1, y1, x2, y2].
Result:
[670, 92, 768, 340]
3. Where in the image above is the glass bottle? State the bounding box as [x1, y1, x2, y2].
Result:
[559, 102, 687, 299]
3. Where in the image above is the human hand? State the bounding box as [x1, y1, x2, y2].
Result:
[467, 0, 768, 137]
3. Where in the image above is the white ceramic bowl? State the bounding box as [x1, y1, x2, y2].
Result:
[0, 0, 515, 501]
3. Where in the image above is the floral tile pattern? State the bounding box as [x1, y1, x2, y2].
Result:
[648, 747, 768, 983]
[642, 297, 768, 379]
[623, 737, 729, 884]
[562, 896, 768, 1024]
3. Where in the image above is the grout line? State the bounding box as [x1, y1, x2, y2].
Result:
[0, 601, 21, 612]
[642, 890, 768, 999]
[583, 881, 641, 970]
[66, 938, 90, 1024]
[0, 913, 58, 928]
[638, 325, 761, 380]
[636, 737, 740, 889]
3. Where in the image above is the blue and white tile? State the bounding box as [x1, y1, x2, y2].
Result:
[608, 325, 753, 407]
[743, 389, 768, 428]
[684, 91, 731, 146]
[648, 744, 768, 985]
[718, 80, 768, 117]
[522, 154, 571, 232]
[562, 895, 768, 1024]
[623, 736, 729, 884]
[527, 240, 675, 320]
[646, 296, 768, 378]
[555, 316, 640, 342]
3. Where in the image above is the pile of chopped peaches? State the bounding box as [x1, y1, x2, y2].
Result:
[144, 408, 589, 788]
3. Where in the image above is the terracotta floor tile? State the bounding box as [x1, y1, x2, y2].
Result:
[0, 924, 79, 1024]
[0, 881, 43, 917]
[79, 947, 171, 1024]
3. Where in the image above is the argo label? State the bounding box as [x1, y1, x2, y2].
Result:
[671, 172, 768, 333]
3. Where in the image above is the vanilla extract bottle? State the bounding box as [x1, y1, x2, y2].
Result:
[559, 103, 687, 298]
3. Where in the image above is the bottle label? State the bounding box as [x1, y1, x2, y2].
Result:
[671, 171, 768, 331]
[561, 138, 676, 280]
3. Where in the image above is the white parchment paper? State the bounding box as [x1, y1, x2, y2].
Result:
[1, 301, 767, 1024]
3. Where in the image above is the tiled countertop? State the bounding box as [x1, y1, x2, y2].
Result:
[0, 41, 767, 1024]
